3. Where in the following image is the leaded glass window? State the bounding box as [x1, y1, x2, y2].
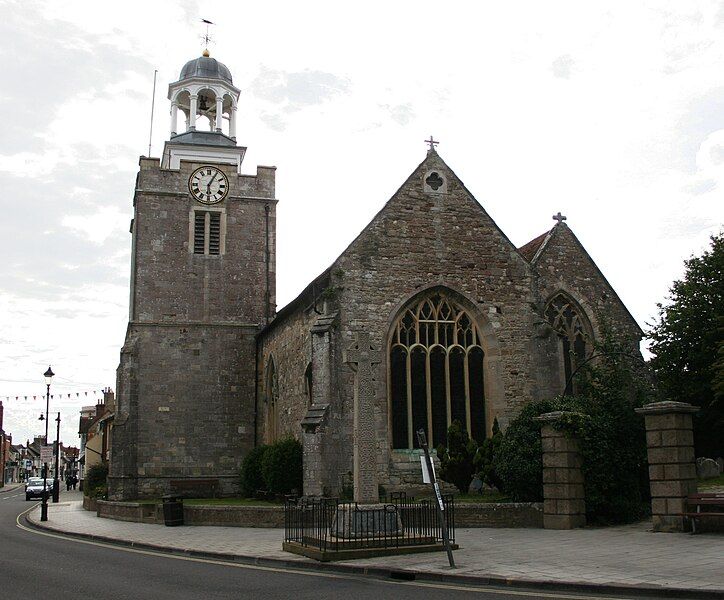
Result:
[544, 293, 591, 394]
[389, 292, 486, 448]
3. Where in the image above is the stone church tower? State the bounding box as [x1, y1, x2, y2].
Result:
[109, 53, 276, 499]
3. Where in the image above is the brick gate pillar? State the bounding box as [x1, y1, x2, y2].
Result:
[635, 401, 698, 532]
[535, 411, 586, 529]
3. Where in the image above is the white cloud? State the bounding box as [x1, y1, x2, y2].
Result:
[551, 54, 575, 79]
[62, 206, 128, 245]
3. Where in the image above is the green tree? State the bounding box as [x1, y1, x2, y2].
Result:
[437, 420, 478, 493]
[239, 445, 269, 497]
[649, 233, 724, 458]
[260, 437, 303, 495]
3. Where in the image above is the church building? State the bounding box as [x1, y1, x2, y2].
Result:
[108, 54, 642, 500]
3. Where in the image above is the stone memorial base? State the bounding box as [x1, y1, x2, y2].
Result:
[282, 539, 456, 562]
[331, 503, 402, 538]
[283, 501, 458, 562]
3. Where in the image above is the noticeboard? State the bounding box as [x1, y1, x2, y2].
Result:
[40, 445, 53, 463]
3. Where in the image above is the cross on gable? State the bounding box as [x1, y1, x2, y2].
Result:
[344, 332, 381, 367]
[552, 211, 567, 224]
[424, 136, 439, 152]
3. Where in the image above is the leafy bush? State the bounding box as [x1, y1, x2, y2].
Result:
[474, 418, 504, 490]
[261, 437, 303, 495]
[437, 420, 478, 493]
[239, 445, 269, 497]
[84, 463, 108, 497]
[494, 399, 559, 502]
[569, 337, 651, 523]
[494, 334, 652, 523]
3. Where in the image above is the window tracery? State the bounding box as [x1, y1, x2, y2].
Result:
[389, 291, 486, 449]
[544, 293, 592, 394]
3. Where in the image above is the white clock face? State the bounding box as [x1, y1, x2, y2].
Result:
[189, 166, 229, 204]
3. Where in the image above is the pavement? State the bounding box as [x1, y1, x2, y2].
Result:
[23, 496, 724, 598]
[0, 483, 23, 494]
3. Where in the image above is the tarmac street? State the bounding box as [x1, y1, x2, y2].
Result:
[1, 485, 722, 600]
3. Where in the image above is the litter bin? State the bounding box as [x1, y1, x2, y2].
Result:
[162, 494, 184, 526]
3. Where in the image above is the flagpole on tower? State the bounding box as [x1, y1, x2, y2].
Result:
[147, 69, 158, 157]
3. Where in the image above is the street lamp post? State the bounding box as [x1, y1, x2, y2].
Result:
[40, 366, 54, 522]
[52, 412, 61, 503]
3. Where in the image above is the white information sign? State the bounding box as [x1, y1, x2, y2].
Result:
[40, 445, 53, 463]
[420, 455, 436, 484]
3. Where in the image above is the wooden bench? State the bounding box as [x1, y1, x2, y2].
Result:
[169, 478, 220, 498]
[685, 492, 724, 533]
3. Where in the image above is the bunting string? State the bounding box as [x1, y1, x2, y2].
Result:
[2, 389, 107, 402]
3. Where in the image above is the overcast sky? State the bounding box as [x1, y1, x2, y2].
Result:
[1, 0, 722, 448]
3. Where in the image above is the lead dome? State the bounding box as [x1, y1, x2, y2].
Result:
[179, 55, 233, 84]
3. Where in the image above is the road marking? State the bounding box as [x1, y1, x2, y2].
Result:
[14, 506, 638, 599]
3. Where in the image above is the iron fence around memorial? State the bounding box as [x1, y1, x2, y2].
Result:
[284, 492, 455, 552]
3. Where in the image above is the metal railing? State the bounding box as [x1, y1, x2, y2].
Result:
[284, 492, 455, 552]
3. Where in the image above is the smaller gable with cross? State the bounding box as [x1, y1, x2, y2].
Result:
[517, 218, 644, 344]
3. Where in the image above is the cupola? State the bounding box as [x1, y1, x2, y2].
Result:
[167, 50, 241, 144]
[162, 52, 246, 173]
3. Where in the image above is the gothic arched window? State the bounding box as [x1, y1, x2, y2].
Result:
[389, 291, 486, 449]
[544, 293, 592, 395]
[264, 358, 278, 443]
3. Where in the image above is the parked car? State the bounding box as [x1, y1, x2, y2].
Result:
[25, 477, 52, 501]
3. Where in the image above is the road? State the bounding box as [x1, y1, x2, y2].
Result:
[0, 487, 680, 600]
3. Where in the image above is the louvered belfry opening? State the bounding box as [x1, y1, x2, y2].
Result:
[208, 212, 221, 255]
[193, 212, 206, 254]
[390, 291, 486, 449]
[193, 211, 222, 256]
[544, 292, 591, 395]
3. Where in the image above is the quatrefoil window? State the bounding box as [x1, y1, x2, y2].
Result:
[425, 172, 444, 190]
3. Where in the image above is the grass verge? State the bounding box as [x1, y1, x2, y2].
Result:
[698, 474, 724, 490]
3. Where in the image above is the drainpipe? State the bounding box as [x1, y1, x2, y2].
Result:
[264, 203, 271, 324]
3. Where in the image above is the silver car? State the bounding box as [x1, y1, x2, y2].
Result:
[25, 477, 52, 501]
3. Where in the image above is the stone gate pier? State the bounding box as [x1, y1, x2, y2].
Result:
[635, 401, 698, 532]
[535, 411, 586, 530]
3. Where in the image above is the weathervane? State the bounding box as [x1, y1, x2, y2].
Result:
[200, 18, 215, 56]
[424, 135, 439, 152]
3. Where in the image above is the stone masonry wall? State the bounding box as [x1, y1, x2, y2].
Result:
[110, 324, 257, 499]
[258, 289, 346, 496]
[109, 156, 275, 500]
[257, 303, 315, 443]
[95, 500, 541, 528]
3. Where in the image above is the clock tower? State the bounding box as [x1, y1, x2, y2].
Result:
[109, 52, 277, 500]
